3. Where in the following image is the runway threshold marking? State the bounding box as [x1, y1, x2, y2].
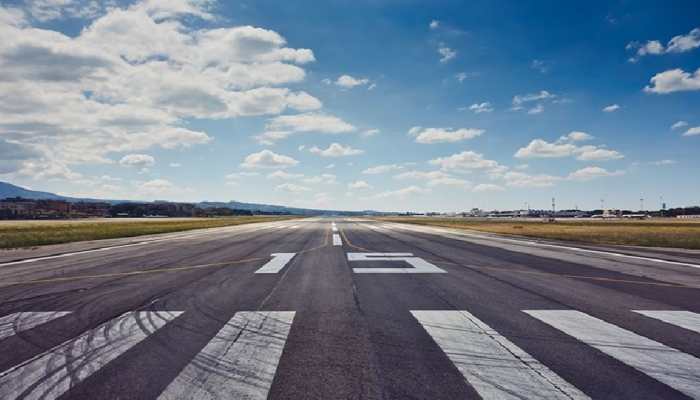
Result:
[412, 310, 590, 400]
[0, 311, 182, 400]
[633, 310, 700, 334]
[158, 311, 294, 400]
[0, 312, 72, 341]
[524, 310, 700, 399]
[255, 253, 296, 274]
[348, 253, 446, 273]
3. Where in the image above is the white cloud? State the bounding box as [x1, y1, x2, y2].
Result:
[362, 128, 380, 137]
[468, 102, 493, 113]
[0, 0, 320, 177]
[397, 170, 472, 188]
[139, 178, 177, 194]
[503, 171, 560, 188]
[472, 183, 504, 192]
[169, 162, 181, 168]
[309, 143, 364, 157]
[267, 170, 304, 180]
[602, 104, 620, 112]
[515, 134, 622, 161]
[671, 120, 688, 130]
[325, 163, 335, 169]
[255, 112, 356, 144]
[527, 104, 544, 114]
[375, 185, 429, 199]
[302, 173, 336, 184]
[438, 44, 456, 63]
[429, 151, 502, 172]
[362, 164, 404, 174]
[564, 131, 594, 141]
[408, 126, 484, 144]
[514, 139, 577, 158]
[683, 126, 700, 136]
[275, 183, 310, 193]
[627, 28, 700, 61]
[652, 159, 676, 166]
[119, 153, 155, 168]
[348, 180, 372, 190]
[644, 68, 700, 94]
[512, 90, 555, 109]
[240, 149, 298, 169]
[334, 74, 370, 89]
[429, 20, 439, 30]
[567, 166, 625, 181]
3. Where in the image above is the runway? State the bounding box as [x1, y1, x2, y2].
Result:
[0, 218, 699, 399]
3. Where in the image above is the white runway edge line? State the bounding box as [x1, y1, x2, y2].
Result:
[255, 253, 296, 274]
[634, 310, 700, 334]
[386, 222, 700, 270]
[158, 311, 295, 400]
[0, 310, 182, 400]
[524, 310, 700, 399]
[348, 253, 447, 273]
[412, 310, 590, 400]
[0, 311, 71, 341]
[333, 233, 342, 246]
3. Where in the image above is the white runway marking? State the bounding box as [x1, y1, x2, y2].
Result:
[255, 253, 296, 274]
[412, 310, 589, 400]
[332, 222, 338, 232]
[333, 233, 342, 246]
[158, 311, 294, 400]
[348, 252, 446, 273]
[385, 222, 700, 269]
[634, 310, 700, 334]
[525, 310, 700, 399]
[0, 312, 72, 341]
[0, 310, 181, 400]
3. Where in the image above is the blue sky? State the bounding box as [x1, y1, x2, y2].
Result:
[0, 0, 698, 212]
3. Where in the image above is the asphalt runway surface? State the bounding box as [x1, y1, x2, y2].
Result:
[0, 218, 699, 399]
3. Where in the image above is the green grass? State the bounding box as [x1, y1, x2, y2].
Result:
[377, 217, 700, 249]
[0, 216, 299, 249]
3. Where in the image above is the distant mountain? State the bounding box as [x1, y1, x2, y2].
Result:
[0, 181, 385, 215]
[0, 181, 68, 200]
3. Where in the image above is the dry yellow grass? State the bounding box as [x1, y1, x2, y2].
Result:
[377, 217, 700, 249]
[0, 216, 298, 249]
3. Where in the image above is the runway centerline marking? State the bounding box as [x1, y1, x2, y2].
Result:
[255, 253, 296, 274]
[348, 252, 446, 273]
[333, 233, 342, 246]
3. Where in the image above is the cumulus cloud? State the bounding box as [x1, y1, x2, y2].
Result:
[671, 120, 688, 130]
[119, 153, 155, 168]
[395, 170, 471, 189]
[375, 185, 429, 199]
[472, 183, 504, 192]
[627, 28, 700, 61]
[333, 74, 371, 89]
[644, 68, 700, 94]
[683, 126, 700, 136]
[275, 183, 310, 193]
[348, 180, 372, 190]
[437, 44, 456, 63]
[515, 133, 622, 161]
[511, 90, 556, 114]
[602, 104, 620, 112]
[503, 171, 560, 188]
[0, 0, 319, 180]
[467, 102, 493, 113]
[567, 166, 625, 181]
[429, 20, 439, 29]
[302, 174, 336, 184]
[255, 112, 356, 144]
[267, 170, 304, 180]
[309, 143, 364, 157]
[240, 149, 299, 169]
[408, 126, 484, 144]
[429, 151, 505, 178]
[362, 164, 404, 174]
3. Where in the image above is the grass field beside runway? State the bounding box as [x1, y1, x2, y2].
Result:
[377, 217, 700, 249]
[0, 216, 298, 249]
